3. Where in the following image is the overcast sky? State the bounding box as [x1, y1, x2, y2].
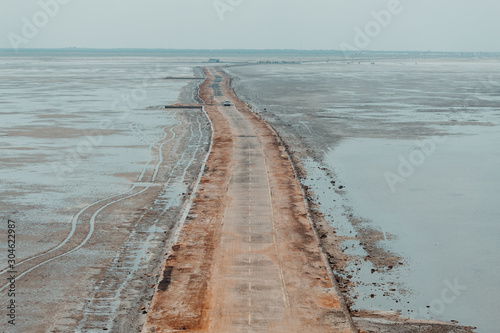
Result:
[1, 0, 499, 51]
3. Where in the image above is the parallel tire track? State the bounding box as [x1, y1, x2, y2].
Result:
[0, 118, 182, 292]
[75, 113, 207, 332]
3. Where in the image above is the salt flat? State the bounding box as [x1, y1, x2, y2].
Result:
[228, 58, 500, 332]
[0, 53, 210, 332]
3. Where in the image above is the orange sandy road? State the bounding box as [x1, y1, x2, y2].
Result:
[142, 68, 355, 333]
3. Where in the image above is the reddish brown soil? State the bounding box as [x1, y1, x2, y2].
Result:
[142, 68, 232, 332]
[142, 68, 355, 332]
[142, 67, 476, 333]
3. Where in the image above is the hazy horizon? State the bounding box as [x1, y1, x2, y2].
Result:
[1, 48, 499, 56]
[2, 1, 499, 52]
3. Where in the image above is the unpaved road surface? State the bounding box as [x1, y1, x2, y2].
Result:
[143, 68, 355, 332]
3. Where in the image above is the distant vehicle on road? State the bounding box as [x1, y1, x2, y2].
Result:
[223, 100, 231, 106]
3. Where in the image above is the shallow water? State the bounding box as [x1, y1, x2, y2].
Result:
[229, 59, 500, 332]
[2, 52, 499, 331]
[331, 132, 500, 331]
[0, 54, 214, 331]
[0, 55, 192, 258]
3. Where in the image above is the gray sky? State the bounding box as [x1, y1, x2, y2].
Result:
[1, 0, 499, 51]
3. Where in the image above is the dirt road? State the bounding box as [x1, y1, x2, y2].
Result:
[143, 68, 355, 332]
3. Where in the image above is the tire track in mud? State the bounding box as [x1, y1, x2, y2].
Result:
[1, 185, 153, 293]
[136, 122, 182, 182]
[72, 113, 208, 332]
[0, 120, 183, 292]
